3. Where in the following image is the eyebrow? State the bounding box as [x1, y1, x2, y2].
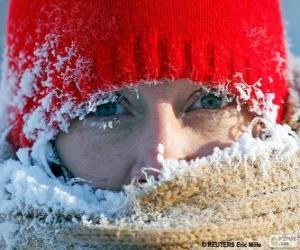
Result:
[118, 86, 230, 107]
[185, 87, 206, 103]
[117, 88, 142, 105]
[118, 94, 131, 106]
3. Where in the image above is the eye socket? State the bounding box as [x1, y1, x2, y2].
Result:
[94, 101, 127, 117]
[187, 92, 228, 111]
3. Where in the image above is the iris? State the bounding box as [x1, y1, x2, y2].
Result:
[200, 93, 223, 109]
[95, 101, 126, 117]
[189, 93, 225, 110]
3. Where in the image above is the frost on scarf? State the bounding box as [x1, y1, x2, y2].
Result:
[0, 116, 300, 248]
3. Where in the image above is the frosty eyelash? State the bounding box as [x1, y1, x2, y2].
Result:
[82, 117, 122, 130]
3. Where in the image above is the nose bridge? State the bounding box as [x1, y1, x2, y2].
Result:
[143, 101, 185, 160]
[151, 102, 173, 144]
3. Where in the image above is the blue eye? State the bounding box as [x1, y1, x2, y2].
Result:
[95, 101, 126, 117]
[189, 93, 226, 110]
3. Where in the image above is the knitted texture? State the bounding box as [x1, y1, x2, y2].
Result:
[2, 145, 300, 249]
[3, 0, 288, 148]
[59, 150, 300, 249]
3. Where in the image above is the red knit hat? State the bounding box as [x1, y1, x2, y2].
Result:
[3, 0, 288, 149]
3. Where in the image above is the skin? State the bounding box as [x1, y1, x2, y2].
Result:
[54, 78, 259, 191]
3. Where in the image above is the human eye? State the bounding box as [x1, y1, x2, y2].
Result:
[187, 92, 228, 111]
[94, 99, 127, 117]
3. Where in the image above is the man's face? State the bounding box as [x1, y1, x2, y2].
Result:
[54, 79, 255, 191]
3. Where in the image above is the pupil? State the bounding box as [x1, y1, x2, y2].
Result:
[95, 102, 117, 117]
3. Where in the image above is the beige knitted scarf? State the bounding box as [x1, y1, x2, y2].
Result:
[68, 155, 300, 249]
[20, 134, 300, 249]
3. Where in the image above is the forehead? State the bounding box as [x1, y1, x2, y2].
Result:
[118, 79, 202, 98]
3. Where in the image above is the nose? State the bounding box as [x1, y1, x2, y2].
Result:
[143, 102, 190, 161]
[129, 102, 191, 183]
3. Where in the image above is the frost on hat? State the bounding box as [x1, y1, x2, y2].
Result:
[1, 0, 289, 149]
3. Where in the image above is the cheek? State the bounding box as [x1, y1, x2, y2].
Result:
[53, 121, 137, 185]
[184, 107, 251, 141]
